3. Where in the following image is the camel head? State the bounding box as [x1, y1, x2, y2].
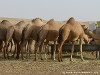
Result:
[83, 34, 89, 44]
[67, 17, 76, 25]
[84, 28, 93, 38]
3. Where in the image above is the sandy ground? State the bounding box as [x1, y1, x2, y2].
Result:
[0, 52, 100, 75]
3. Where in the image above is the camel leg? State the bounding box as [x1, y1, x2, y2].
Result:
[70, 41, 75, 61]
[0, 41, 3, 52]
[34, 40, 43, 61]
[12, 42, 17, 57]
[76, 52, 79, 56]
[44, 44, 47, 60]
[6, 43, 9, 59]
[20, 40, 27, 60]
[23, 41, 28, 59]
[4, 48, 6, 59]
[47, 45, 50, 55]
[2, 42, 6, 59]
[9, 41, 13, 52]
[34, 42, 39, 61]
[3, 41, 9, 59]
[80, 38, 84, 61]
[39, 41, 44, 60]
[27, 40, 33, 59]
[16, 43, 20, 59]
[58, 41, 64, 62]
[43, 42, 47, 60]
[44, 41, 49, 60]
[53, 41, 57, 60]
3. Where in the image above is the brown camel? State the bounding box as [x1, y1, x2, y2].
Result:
[35, 19, 64, 60]
[6, 20, 29, 59]
[84, 28, 100, 40]
[0, 20, 13, 58]
[57, 17, 87, 62]
[85, 28, 100, 58]
[91, 28, 100, 44]
[20, 18, 45, 59]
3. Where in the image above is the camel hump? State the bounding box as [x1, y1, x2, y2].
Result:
[0, 20, 13, 27]
[32, 18, 43, 23]
[32, 18, 43, 22]
[32, 18, 44, 25]
[16, 20, 26, 25]
[1, 20, 11, 24]
[47, 19, 55, 25]
[67, 17, 76, 25]
[1, 20, 9, 23]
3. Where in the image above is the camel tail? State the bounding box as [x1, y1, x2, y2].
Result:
[36, 25, 45, 42]
[6, 26, 14, 43]
[36, 28, 42, 42]
[58, 29, 63, 44]
[22, 24, 29, 41]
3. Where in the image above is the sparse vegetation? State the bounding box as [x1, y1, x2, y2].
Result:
[97, 21, 100, 27]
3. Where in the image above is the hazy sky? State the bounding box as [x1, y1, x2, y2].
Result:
[0, 0, 100, 21]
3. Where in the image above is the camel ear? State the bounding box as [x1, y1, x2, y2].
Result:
[83, 27, 88, 32]
[84, 26, 88, 30]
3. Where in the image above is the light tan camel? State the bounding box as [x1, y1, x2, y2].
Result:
[6, 20, 29, 59]
[20, 18, 45, 59]
[0, 20, 13, 58]
[35, 19, 64, 60]
[57, 17, 87, 62]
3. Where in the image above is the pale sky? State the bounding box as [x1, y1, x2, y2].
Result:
[0, 0, 100, 21]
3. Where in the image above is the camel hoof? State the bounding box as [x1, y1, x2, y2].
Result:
[81, 59, 84, 61]
[59, 60, 62, 62]
[58, 59, 62, 62]
[41, 58, 43, 60]
[53, 59, 56, 61]
[70, 58, 73, 62]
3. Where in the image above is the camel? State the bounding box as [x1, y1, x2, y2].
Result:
[12, 21, 29, 59]
[83, 28, 100, 47]
[89, 28, 100, 45]
[20, 18, 45, 59]
[34, 19, 64, 60]
[85, 27, 100, 58]
[57, 17, 88, 62]
[84, 28, 100, 40]
[0, 20, 14, 58]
